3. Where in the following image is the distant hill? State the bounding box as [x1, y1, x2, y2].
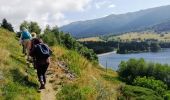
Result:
[148, 20, 170, 33]
[60, 5, 170, 38]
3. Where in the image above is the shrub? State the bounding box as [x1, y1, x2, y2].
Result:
[95, 81, 115, 100]
[119, 85, 163, 100]
[118, 58, 170, 88]
[133, 76, 167, 95]
[41, 26, 98, 62]
[164, 91, 170, 100]
[61, 50, 90, 76]
[57, 84, 86, 100]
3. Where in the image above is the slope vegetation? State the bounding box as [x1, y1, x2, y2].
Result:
[0, 28, 121, 99]
[0, 28, 40, 100]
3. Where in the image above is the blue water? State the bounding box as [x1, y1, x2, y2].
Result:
[98, 48, 170, 70]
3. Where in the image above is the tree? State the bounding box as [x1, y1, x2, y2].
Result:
[20, 21, 41, 34]
[44, 25, 51, 34]
[118, 58, 170, 88]
[29, 22, 41, 34]
[20, 21, 29, 31]
[1, 18, 14, 32]
[150, 42, 161, 52]
[133, 76, 167, 95]
[41, 25, 98, 62]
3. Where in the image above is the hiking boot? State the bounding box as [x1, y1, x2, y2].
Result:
[39, 84, 45, 89]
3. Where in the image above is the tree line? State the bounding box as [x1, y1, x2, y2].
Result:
[81, 41, 170, 54]
[41, 25, 98, 62]
[0, 18, 98, 62]
[0, 18, 14, 32]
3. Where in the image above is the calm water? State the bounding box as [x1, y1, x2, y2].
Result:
[98, 48, 170, 70]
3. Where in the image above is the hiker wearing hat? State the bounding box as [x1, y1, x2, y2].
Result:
[20, 27, 32, 61]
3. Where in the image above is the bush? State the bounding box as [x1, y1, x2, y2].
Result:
[118, 58, 170, 88]
[41, 31, 58, 46]
[119, 85, 163, 100]
[61, 51, 82, 75]
[164, 91, 170, 100]
[41, 26, 98, 62]
[57, 84, 87, 100]
[150, 42, 161, 52]
[133, 76, 167, 95]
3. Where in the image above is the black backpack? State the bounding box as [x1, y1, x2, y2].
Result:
[34, 43, 51, 59]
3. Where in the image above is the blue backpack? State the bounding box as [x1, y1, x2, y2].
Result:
[22, 31, 32, 40]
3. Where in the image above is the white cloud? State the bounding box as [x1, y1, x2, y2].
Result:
[95, 1, 107, 9]
[108, 4, 116, 8]
[0, 0, 91, 31]
[95, 1, 116, 9]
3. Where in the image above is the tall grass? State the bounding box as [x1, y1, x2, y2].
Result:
[0, 28, 40, 100]
[52, 45, 120, 99]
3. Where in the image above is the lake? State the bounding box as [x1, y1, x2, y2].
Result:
[98, 48, 170, 70]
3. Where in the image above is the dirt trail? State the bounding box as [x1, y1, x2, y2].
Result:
[40, 74, 56, 100]
[40, 60, 75, 100]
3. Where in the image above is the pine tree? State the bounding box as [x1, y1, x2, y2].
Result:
[1, 18, 14, 32]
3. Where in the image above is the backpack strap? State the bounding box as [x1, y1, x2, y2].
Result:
[35, 43, 50, 54]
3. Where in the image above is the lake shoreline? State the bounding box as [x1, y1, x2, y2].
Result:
[98, 48, 170, 70]
[97, 51, 116, 56]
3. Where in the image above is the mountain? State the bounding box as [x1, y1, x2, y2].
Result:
[60, 5, 170, 38]
[148, 20, 170, 33]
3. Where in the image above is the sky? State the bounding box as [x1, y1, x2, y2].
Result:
[0, 0, 170, 31]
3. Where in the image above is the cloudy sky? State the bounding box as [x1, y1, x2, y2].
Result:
[0, 0, 170, 31]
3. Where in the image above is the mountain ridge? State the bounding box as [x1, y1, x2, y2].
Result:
[60, 5, 170, 38]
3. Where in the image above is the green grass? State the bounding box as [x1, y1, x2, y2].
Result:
[56, 84, 93, 100]
[120, 85, 163, 100]
[60, 50, 89, 76]
[0, 28, 40, 100]
[101, 74, 121, 84]
[52, 46, 120, 100]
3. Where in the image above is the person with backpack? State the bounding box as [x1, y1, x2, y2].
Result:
[20, 27, 32, 61]
[30, 38, 52, 89]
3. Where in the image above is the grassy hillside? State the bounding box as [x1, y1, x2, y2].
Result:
[50, 46, 121, 99]
[78, 37, 103, 42]
[77, 32, 170, 42]
[0, 28, 121, 99]
[108, 32, 170, 42]
[0, 28, 40, 100]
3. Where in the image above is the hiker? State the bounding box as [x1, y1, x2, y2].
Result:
[31, 32, 37, 39]
[20, 27, 32, 60]
[30, 38, 52, 89]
